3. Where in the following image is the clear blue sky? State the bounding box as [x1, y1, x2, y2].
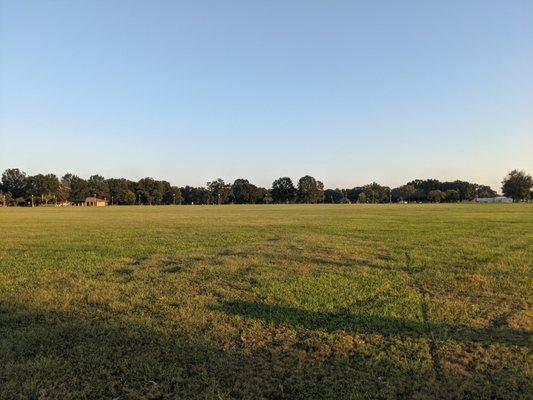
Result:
[1, 0, 532, 191]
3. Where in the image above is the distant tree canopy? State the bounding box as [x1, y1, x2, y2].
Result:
[362, 182, 390, 204]
[324, 189, 346, 204]
[1, 168, 27, 199]
[231, 179, 257, 204]
[444, 189, 460, 203]
[502, 170, 532, 202]
[87, 175, 110, 200]
[207, 179, 232, 205]
[63, 173, 90, 200]
[26, 174, 61, 205]
[427, 189, 446, 203]
[271, 177, 296, 204]
[107, 178, 136, 205]
[297, 175, 324, 204]
[391, 184, 416, 202]
[0, 168, 527, 206]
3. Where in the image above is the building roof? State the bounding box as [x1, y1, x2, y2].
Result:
[477, 196, 510, 200]
[85, 197, 106, 202]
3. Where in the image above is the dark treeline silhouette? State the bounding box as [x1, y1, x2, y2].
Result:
[0, 168, 531, 206]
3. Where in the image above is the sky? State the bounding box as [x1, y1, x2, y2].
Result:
[1, 0, 532, 191]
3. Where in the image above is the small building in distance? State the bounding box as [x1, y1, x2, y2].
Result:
[476, 196, 512, 204]
[84, 197, 107, 207]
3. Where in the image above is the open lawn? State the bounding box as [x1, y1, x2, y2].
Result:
[0, 204, 532, 399]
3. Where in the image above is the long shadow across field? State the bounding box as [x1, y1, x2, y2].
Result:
[1, 300, 530, 400]
[214, 300, 530, 347]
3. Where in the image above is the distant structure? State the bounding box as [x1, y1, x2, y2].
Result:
[84, 197, 107, 207]
[476, 196, 512, 204]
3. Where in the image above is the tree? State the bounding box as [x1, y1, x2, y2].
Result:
[157, 180, 172, 205]
[475, 185, 497, 199]
[363, 182, 379, 203]
[196, 187, 211, 204]
[123, 190, 137, 205]
[357, 192, 367, 203]
[107, 178, 136, 205]
[207, 179, 231, 204]
[346, 187, 363, 203]
[297, 175, 324, 204]
[409, 179, 442, 201]
[428, 190, 446, 203]
[87, 175, 110, 199]
[502, 170, 532, 201]
[414, 189, 426, 203]
[26, 174, 61, 205]
[391, 184, 416, 202]
[452, 181, 476, 201]
[408, 179, 479, 202]
[362, 182, 390, 203]
[254, 187, 272, 204]
[181, 186, 211, 205]
[57, 176, 71, 203]
[324, 189, 345, 204]
[271, 177, 296, 203]
[0, 191, 9, 207]
[400, 184, 416, 202]
[136, 177, 161, 205]
[444, 189, 460, 202]
[163, 185, 182, 205]
[1, 168, 27, 198]
[231, 179, 257, 204]
[181, 186, 197, 205]
[63, 173, 90, 201]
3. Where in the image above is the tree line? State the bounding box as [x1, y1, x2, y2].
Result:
[0, 168, 531, 206]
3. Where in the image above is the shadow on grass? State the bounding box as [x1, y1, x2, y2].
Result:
[0, 300, 530, 400]
[214, 300, 530, 347]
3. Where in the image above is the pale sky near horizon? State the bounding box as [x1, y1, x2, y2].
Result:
[1, 0, 532, 191]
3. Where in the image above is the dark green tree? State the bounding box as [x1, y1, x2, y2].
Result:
[254, 187, 272, 204]
[362, 182, 390, 203]
[475, 185, 497, 198]
[346, 187, 363, 203]
[428, 189, 446, 203]
[324, 189, 345, 204]
[163, 185, 182, 205]
[1, 168, 27, 198]
[444, 189, 460, 202]
[271, 177, 296, 204]
[502, 170, 532, 201]
[207, 179, 231, 204]
[107, 178, 137, 205]
[26, 174, 61, 204]
[136, 177, 161, 205]
[181, 186, 211, 205]
[297, 175, 324, 204]
[62, 174, 90, 201]
[87, 175, 110, 199]
[231, 179, 257, 204]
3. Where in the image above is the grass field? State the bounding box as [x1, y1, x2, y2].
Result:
[0, 204, 532, 399]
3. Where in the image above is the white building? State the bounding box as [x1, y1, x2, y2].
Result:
[476, 196, 512, 203]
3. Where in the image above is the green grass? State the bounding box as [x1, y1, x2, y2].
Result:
[0, 204, 532, 399]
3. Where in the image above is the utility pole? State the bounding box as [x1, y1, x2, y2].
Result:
[31, 195, 34, 207]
